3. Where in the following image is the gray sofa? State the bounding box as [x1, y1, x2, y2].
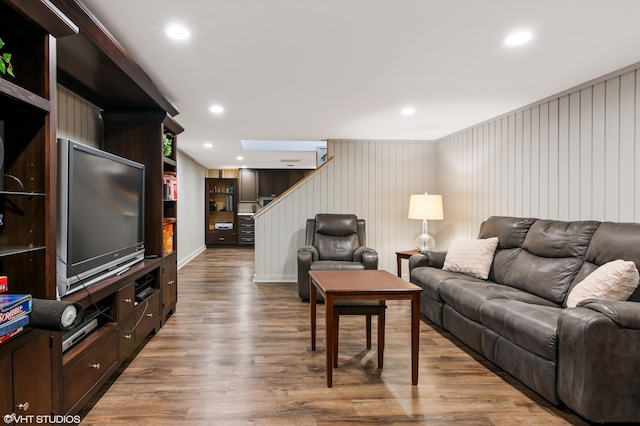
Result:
[409, 216, 640, 424]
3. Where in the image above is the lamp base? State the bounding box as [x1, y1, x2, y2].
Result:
[415, 233, 435, 252]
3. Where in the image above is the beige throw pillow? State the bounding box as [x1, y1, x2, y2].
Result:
[566, 259, 639, 308]
[442, 237, 499, 280]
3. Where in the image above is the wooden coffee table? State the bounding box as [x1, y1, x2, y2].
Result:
[309, 270, 422, 387]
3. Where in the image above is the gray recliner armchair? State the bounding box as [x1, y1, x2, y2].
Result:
[297, 213, 378, 300]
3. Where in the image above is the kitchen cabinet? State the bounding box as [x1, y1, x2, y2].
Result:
[238, 168, 258, 202]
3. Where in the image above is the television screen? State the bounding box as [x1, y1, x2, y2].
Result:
[57, 139, 145, 296]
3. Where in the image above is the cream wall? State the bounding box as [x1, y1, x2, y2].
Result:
[254, 140, 438, 282]
[436, 62, 640, 247]
[176, 152, 207, 268]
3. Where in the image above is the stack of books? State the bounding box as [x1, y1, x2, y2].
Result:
[0, 293, 32, 344]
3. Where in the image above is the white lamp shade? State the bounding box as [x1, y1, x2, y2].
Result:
[408, 194, 444, 220]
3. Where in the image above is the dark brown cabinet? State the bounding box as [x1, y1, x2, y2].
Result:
[238, 168, 258, 202]
[238, 215, 255, 246]
[241, 169, 311, 198]
[2, 332, 53, 420]
[161, 252, 178, 321]
[206, 178, 238, 245]
[258, 169, 288, 197]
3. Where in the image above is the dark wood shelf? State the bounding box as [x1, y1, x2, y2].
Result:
[0, 78, 50, 112]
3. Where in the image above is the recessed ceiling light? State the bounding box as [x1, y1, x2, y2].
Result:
[209, 105, 224, 115]
[504, 30, 533, 46]
[166, 24, 190, 41]
[204, 143, 213, 148]
[236, 156, 244, 161]
[401, 107, 415, 116]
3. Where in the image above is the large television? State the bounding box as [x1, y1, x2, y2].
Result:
[57, 138, 145, 297]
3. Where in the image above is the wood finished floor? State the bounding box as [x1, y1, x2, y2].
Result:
[79, 247, 588, 425]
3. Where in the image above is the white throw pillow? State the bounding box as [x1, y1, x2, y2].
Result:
[566, 259, 639, 308]
[442, 237, 499, 280]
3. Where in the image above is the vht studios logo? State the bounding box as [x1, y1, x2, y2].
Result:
[3, 414, 81, 424]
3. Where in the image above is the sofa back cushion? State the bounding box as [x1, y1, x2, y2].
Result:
[570, 222, 640, 302]
[477, 216, 536, 284]
[504, 219, 601, 304]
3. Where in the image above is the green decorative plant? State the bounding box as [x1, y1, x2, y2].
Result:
[0, 38, 15, 78]
[163, 133, 173, 157]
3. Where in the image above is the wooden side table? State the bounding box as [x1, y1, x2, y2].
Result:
[396, 249, 420, 278]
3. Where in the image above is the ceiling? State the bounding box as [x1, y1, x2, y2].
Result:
[79, 0, 640, 170]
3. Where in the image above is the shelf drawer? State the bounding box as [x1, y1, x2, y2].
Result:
[117, 282, 136, 320]
[62, 329, 118, 413]
[206, 231, 238, 245]
[134, 291, 161, 342]
[239, 237, 255, 245]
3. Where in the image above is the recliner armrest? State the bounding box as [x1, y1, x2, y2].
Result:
[408, 250, 447, 271]
[577, 299, 640, 329]
[353, 247, 378, 269]
[298, 245, 319, 262]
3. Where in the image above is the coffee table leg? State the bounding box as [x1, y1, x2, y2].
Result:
[310, 278, 316, 351]
[411, 292, 420, 385]
[378, 304, 385, 369]
[325, 293, 334, 388]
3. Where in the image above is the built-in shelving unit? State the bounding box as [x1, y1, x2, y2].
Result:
[206, 178, 238, 245]
[0, 0, 182, 417]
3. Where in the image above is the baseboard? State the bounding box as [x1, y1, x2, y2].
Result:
[253, 275, 297, 283]
[178, 245, 207, 270]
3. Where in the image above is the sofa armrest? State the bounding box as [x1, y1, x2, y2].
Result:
[557, 301, 640, 423]
[577, 299, 640, 328]
[353, 247, 378, 269]
[408, 250, 447, 271]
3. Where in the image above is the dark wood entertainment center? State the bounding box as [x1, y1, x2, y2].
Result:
[0, 0, 181, 418]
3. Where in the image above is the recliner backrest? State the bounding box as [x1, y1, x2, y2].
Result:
[308, 214, 363, 261]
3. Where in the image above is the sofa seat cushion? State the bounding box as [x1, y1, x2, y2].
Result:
[310, 261, 365, 271]
[479, 299, 562, 361]
[439, 280, 558, 323]
[411, 267, 484, 301]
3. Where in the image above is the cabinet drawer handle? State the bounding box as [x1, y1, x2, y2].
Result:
[146, 313, 153, 318]
[218, 237, 225, 241]
[16, 402, 29, 411]
[90, 363, 101, 370]
[123, 334, 132, 340]
[168, 280, 175, 285]
[124, 298, 133, 304]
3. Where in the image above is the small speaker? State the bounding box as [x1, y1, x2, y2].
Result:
[0, 120, 4, 191]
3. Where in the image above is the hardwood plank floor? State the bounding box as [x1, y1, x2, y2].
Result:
[79, 247, 588, 425]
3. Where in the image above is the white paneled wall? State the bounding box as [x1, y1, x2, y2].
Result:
[436, 66, 640, 247]
[57, 86, 102, 147]
[254, 140, 437, 282]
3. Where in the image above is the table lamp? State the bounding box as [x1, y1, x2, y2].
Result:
[408, 193, 443, 251]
